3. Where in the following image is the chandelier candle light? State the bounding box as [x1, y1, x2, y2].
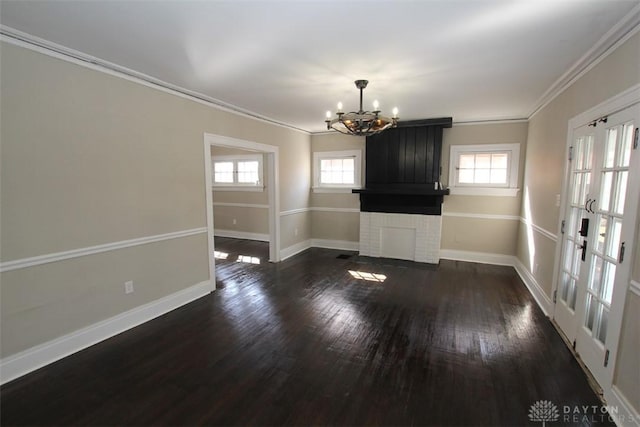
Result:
[325, 80, 399, 136]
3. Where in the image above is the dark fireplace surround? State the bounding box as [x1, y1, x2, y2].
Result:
[353, 117, 452, 215]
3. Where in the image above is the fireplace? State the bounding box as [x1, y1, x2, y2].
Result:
[353, 118, 452, 263]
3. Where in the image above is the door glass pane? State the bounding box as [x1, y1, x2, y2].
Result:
[568, 207, 579, 237]
[599, 172, 613, 211]
[584, 135, 594, 169]
[586, 294, 596, 332]
[606, 218, 622, 259]
[604, 128, 617, 168]
[597, 306, 608, 344]
[601, 261, 616, 305]
[613, 171, 628, 215]
[561, 273, 570, 302]
[575, 137, 584, 169]
[584, 172, 591, 201]
[568, 279, 577, 310]
[572, 173, 583, 204]
[596, 216, 607, 253]
[572, 243, 582, 275]
[619, 124, 633, 167]
[564, 240, 574, 270]
[588, 256, 603, 293]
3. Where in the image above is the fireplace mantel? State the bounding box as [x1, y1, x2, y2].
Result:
[352, 187, 449, 196]
[353, 187, 449, 215]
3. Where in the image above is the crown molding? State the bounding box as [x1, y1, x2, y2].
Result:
[529, 5, 640, 120]
[452, 118, 529, 127]
[0, 25, 311, 136]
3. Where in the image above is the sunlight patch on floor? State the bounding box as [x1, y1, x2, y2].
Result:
[237, 255, 261, 264]
[348, 270, 387, 283]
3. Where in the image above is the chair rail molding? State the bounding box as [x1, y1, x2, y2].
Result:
[0, 228, 207, 273]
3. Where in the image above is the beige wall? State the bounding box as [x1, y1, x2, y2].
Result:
[442, 217, 519, 255]
[310, 133, 364, 243]
[614, 292, 640, 411]
[613, 211, 640, 411]
[0, 42, 310, 357]
[210, 146, 269, 236]
[518, 31, 640, 414]
[441, 122, 528, 255]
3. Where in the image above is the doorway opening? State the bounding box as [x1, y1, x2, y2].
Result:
[203, 134, 280, 290]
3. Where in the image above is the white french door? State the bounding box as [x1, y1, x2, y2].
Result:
[555, 124, 595, 338]
[555, 102, 640, 388]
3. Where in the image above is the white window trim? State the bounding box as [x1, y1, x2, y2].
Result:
[312, 150, 362, 193]
[448, 143, 520, 197]
[212, 154, 264, 192]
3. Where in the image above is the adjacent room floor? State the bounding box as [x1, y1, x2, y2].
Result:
[0, 237, 613, 426]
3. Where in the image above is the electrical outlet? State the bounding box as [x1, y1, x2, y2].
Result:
[232, 218, 237, 225]
[556, 194, 561, 207]
[124, 280, 134, 294]
[294, 228, 298, 236]
[534, 263, 540, 274]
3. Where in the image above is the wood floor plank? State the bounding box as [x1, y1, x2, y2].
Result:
[0, 237, 613, 426]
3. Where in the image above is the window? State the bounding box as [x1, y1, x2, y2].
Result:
[313, 150, 362, 192]
[212, 154, 263, 191]
[449, 143, 520, 196]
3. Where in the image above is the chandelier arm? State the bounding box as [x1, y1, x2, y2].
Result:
[325, 79, 398, 136]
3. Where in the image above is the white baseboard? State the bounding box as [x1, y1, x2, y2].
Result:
[280, 240, 311, 261]
[0, 280, 212, 385]
[310, 238, 359, 252]
[513, 258, 553, 316]
[607, 386, 640, 427]
[439, 249, 516, 266]
[214, 229, 269, 242]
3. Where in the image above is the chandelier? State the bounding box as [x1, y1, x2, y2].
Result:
[325, 80, 398, 136]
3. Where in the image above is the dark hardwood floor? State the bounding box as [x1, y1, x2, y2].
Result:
[1, 237, 613, 426]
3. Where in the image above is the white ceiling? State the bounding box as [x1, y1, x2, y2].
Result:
[1, 0, 639, 133]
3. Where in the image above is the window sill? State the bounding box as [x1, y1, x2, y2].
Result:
[312, 187, 360, 194]
[212, 186, 265, 192]
[449, 187, 520, 197]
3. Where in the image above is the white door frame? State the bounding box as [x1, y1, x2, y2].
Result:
[551, 83, 640, 388]
[203, 133, 280, 290]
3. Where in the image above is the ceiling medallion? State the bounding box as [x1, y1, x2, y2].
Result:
[325, 80, 398, 136]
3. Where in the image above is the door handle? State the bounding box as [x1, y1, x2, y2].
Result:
[588, 199, 596, 213]
[579, 218, 589, 237]
[578, 239, 587, 261]
[585, 198, 591, 212]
